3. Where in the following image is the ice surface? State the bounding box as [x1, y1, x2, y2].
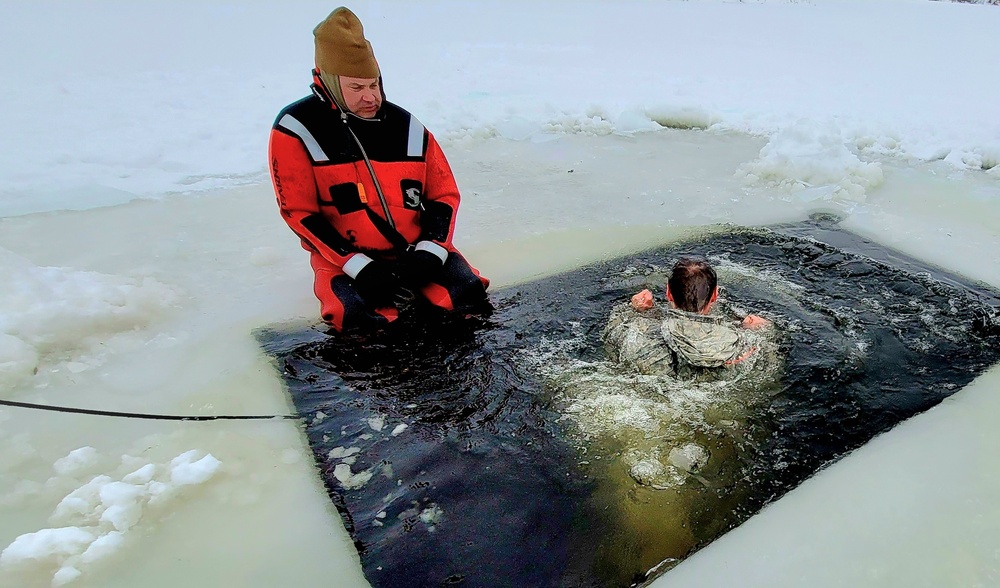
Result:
[1, 1, 998, 214]
[0, 247, 180, 392]
[1, 130, 997, 588]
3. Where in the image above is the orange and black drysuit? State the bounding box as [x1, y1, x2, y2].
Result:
[268, 72, 489, 331]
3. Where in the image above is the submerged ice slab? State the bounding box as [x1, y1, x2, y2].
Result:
[652, 363, 1000, 588]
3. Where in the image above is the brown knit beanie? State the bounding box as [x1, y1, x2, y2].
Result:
[313, 7, 380, 79]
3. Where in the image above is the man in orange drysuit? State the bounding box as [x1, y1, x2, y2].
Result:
[267, 7, 490, 332]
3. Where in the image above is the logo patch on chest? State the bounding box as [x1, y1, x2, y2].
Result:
[400, 180, 423, 210]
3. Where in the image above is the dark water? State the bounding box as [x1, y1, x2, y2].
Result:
[256, 215, 1000, 588]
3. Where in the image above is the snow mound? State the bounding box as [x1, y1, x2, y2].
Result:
[0, 448, 222, 586]
[737, 119, 884, 203]
[0, 247, 180, 392]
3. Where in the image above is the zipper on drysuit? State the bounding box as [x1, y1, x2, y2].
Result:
[342, 111, 396, 230]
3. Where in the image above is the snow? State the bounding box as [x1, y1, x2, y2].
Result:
[736, 119, 886, 202]
[0, 0, 998, 587]
[1, 0, 998, 216]
[0, 527, 97, 567]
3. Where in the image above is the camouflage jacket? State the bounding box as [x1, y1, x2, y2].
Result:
[602, 302, 750, 377]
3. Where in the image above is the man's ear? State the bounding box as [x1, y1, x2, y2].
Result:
[665, 286, 675, 307]
[700, 286, 719, 315]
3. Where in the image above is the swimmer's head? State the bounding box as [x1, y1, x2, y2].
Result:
[667, 257, 718, 314]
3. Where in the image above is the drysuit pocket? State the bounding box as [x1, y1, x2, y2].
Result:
[325, 182, 365, 214]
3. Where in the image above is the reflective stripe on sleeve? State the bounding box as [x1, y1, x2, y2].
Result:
[415, 240, 448, 264]
[406, 115, 425, 157]
[343, 253, 374, 279]
[277, 114, 329, 162]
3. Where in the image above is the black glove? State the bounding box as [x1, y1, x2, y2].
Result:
[393, 249, 445, 289]
[353, 260, 405, 308]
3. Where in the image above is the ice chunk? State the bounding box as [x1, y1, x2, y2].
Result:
[52, 475, 113, 523]
[738, 119, 883, 202]
[0, 248, 180, 392]
[146, 481, 170, 506]
[0, 433, 38, 472]
[169, 452, 221, 486]
[333, 464, 372, 490]
[0, 527, 96, 566]
[64, 361, 89, 374]
[629, 459, 666, 486]
[328, 446, 361, 460]
[53, 447, 101, 477]
[98, 481, 143, 508]
[121, 464, 156, 485]
[615, 109, 660, 133]
[79, 531, 124, 564]
[668, 443, 710, 474]
[494, 116, 536, 141]
[367, 416, 385, 432]
[94, 481, 145, 532]
[99, 504, 142, 533]
[53, 565, 82, 586]
[390, 424, 408, 437]
[419, 505, 443, 525]
[0, 479, 43, 508]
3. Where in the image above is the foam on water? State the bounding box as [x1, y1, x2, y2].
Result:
[526, 269, 782, 498]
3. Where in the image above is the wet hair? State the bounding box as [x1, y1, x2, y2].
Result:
[667, 257, 718, 313]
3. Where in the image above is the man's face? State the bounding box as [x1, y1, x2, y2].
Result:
[339, 76, 382, 118]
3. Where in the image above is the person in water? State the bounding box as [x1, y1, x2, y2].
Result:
[267, 6, 490, 332]
[603, 256, 772, 377]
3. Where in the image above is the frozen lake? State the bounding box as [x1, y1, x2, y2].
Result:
[2, 128, 999, 587]
[3, 0, 1000, 584]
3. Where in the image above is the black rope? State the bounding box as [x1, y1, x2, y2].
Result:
[0, 398, 300, 422]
